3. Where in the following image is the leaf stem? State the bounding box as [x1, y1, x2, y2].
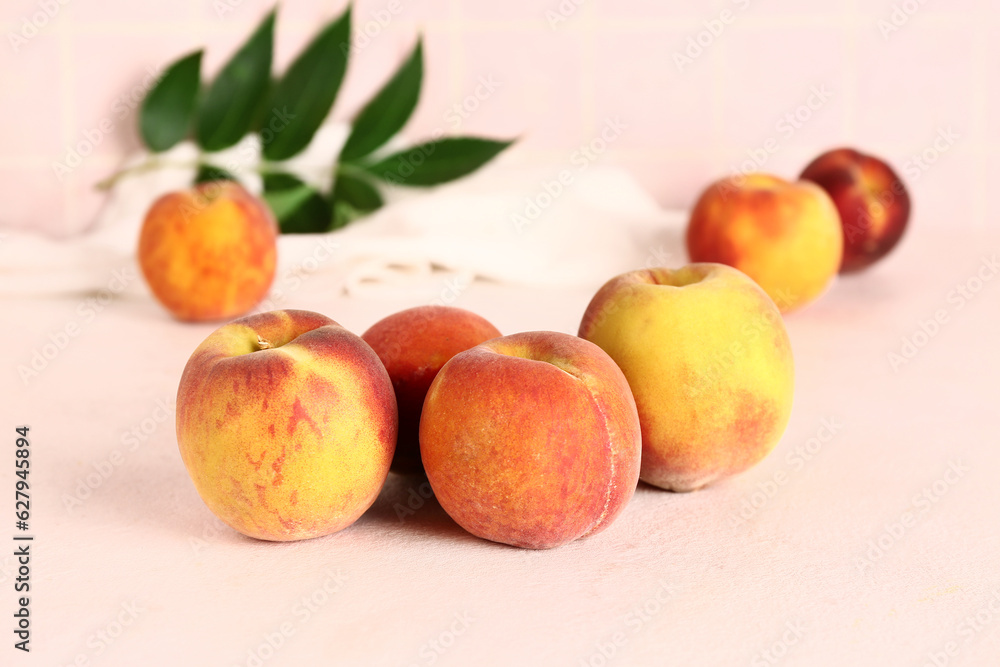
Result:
[96, 158, 333, 192]
[334, 161, 373, 180]
[95, 158, 169, 191]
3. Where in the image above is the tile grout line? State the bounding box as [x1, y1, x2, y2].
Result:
[710, 0, 726, 182]
[58, 4, 76, 233]
[581, 0, 596, 139]
[449, 0, 464, 114]
[843, 0, 858, 144]
[971, 10, 986, 230]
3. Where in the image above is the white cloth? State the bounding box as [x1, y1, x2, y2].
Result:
[0, 125, 682, 297]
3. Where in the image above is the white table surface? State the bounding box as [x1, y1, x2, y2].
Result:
[2, 225, 998, 666]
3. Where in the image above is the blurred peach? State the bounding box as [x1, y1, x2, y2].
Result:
[800, 147, 911, 273]
[362, 305, 501, 475]
[138, 181, 277, 321]
[686, 174, 843, 312]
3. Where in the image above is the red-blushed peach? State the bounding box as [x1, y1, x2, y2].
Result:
[685, 173, 843, 312]
[138, 181, 277, 322]
[361, 306, 501, 475]
[176, 309, 397, 541]
[419, 331, 641, 549]
[799, 147, 911, 273]
[578, 264, 794, 492]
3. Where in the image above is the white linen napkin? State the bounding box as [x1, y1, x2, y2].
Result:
[0, 125, 683, 298]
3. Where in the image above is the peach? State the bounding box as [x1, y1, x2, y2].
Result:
[361, 306, 501, 475]
[685, 173, 843, 312]
[578, 264, 794, 492]
[138, 181, 277, 321]
[800, 147, 911, 273]
[176, 309, 397, 541]
[419, 331, 641, 549]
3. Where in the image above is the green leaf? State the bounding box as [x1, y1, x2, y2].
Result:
[361, 137, 514, 186]
[196, 10, 275, 152]
[262, 6, 351, 161]
[339, 38, 423, 162]
[263, 172, 333, 234]
[140, 50, 202, 152]
[250, 77, 278, 132]
[331, 171, 383, 229]
[194, 164, 237, 184]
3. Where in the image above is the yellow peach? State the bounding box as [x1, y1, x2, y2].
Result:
[176, 309, 397, 541]
[685, 173, 843, 312]
[579, 264, 794, 491]
[138, 181, 277, 322]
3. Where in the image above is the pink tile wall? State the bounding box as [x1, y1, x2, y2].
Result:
[0, 0, 989, 235]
